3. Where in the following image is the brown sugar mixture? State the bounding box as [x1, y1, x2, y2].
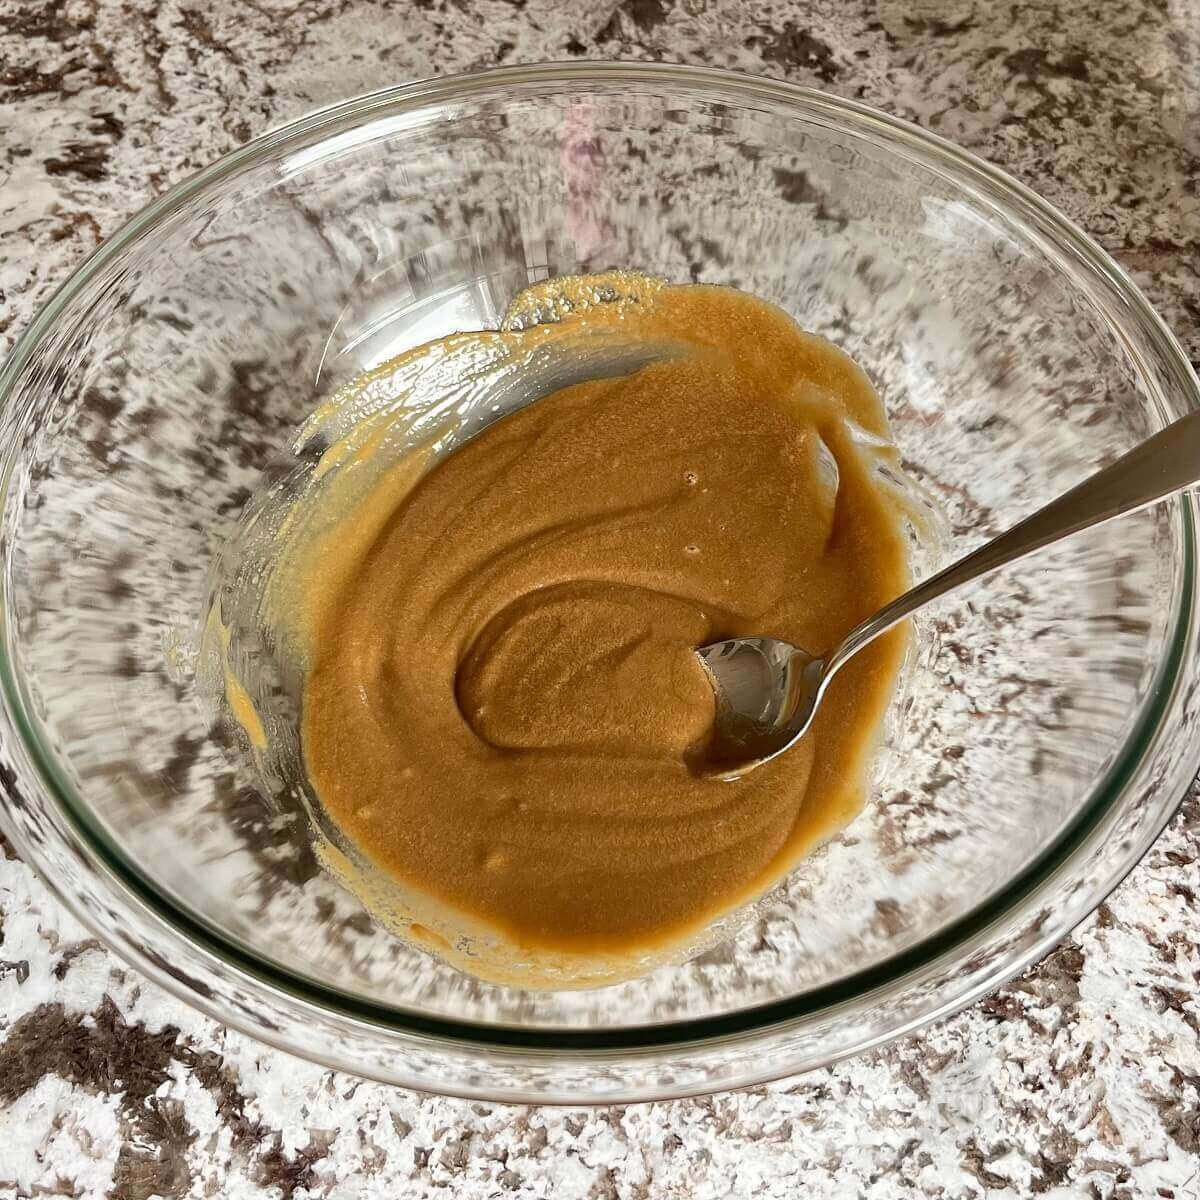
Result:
[258, 276, 914, 985]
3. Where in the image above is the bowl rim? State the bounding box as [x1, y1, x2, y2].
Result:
[2, 59, 1199, 1069]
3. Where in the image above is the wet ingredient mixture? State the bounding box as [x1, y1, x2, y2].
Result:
[224, 275, 916, 986]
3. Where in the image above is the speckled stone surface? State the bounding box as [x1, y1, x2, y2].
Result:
[2, 1, 1199, 1196]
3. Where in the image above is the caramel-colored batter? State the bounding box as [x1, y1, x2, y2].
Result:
[284, 278, 914, 981]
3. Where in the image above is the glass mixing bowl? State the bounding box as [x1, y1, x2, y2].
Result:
[1, 63, 1198, 1103]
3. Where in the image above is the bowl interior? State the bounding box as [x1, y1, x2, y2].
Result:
[1, 72, 1191, 1037]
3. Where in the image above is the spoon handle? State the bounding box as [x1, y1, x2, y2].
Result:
[827, 406, 1200, 675]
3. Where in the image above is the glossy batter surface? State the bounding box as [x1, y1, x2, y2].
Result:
[291, 280, 913, 978]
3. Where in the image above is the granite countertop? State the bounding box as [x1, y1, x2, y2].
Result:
[2, 1, 1199, 1196]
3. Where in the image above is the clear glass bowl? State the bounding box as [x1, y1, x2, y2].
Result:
[1, 63, 1198, 1103]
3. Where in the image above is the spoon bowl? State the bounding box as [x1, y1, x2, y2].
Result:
[696, 638, 825, 777]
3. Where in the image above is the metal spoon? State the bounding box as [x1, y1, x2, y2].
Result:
[697, 406, 1200, 778]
